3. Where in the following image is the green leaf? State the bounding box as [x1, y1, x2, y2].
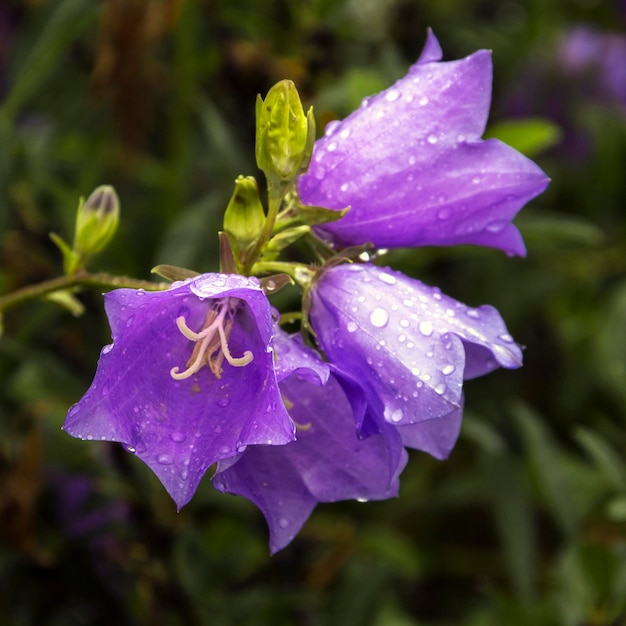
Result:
[151, 264, 200, 282]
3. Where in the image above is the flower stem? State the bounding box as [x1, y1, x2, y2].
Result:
[0, 272, 169, 313]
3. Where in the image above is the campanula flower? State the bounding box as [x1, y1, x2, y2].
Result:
[213, 331, 408, 553]
[308, 263, 521, 456]
[63, 274, 295, 509]
[298, 30, 549, 256]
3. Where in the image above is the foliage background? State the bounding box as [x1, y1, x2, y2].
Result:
[1, 0, 626, 624]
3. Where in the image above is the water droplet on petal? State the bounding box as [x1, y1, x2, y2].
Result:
[437, 208, 451, 220]
[442, 364, 456, 375]
[434, 384, 446, 395]
[170, 431, 186, 443]
[499, 333, 514, 343]
[378, 272, 397, 285]
[217, 396, 231, 408]
[102, 344, 113, 355]
[370, 308, 389, 328]
[327, 141, 337, 152]
[466, 308, 480, 318]
[157, 453, 173, 465]
[346, 321, 358, 333]
[385, 89, 400, 102]
[278, 518, 290, 529]
[339, 128, 350, 139]
[427, 134, 438, 144]
[419, 96, 429, 106]
[418, 320, 433, 336]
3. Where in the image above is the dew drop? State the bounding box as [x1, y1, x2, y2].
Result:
[442, 364, 456, 375]
[385, 89, 400, 102]
[427, 134, 438, 144]
[219, 445, 231, 455]
[378, 272, 397, 285]
[340, 128, 351, 139]
[327, 141, 337, 152]
[434, 383, 446, 395]
[499, 333, 514, 343]
[278, 518, 290, 529]
[157, 453, 173, 465]
[102, 344, 113, 355]
[408, 155, 416, 165]
[340, 183, 348, 192]
[370, 307, 389, 328]
[466, 309, 480, 319]
[472, 176, 481, 184]
[346, 321, 358, 333]
[418, 320, 433, 336]
[170, 431, 186, 443]
[386, 407, 404, 423]
[217, 396, 231, 408]
[419, 96, 429, 106]
[437, 208, 451, 220]
[181, 469, 189, 480]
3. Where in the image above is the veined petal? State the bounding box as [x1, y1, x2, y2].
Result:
[298, 31, 549, 255]
[63, 273, 294, 509]
[213, 332, 406, 553]
[309, 263, 522, 431]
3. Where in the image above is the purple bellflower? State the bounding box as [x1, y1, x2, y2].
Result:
[308, 263, 522, 457]
[63, 273, 295, 509]
[298, 30, 549, 256]
[213, 331, 408, 553]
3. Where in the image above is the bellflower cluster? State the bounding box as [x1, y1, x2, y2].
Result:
[63, 31, 548, 552]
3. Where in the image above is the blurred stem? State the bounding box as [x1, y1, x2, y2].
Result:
[0, 273, 169, 313]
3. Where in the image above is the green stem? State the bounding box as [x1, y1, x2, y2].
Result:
[0, 272, 169, 313]
[242, 181, 286, 275]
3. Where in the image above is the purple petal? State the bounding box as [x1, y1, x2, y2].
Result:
[272, 329, 330, 385]
[298, 31, 549, 255]
[63, 274, 294, 509]
[396, 403, 463, 459]
[213, 338, 407, 553]
[309, 263, 522, 431]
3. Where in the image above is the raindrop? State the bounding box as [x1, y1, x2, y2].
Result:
[217, 396, 231, 408]
[399, 319, 409, 328]
[427, 134, 438, 144]
[278, 518, 290, 529]
[486, 221, 506, 233]
[340, 183, 348, 193]
[340, 128, 351, 139]
[219, 445, 231, 455]
[386, 408, 404, 423]
[385, 89, 400, 102]
[472, 177, 481, 184]
[418, 320, 433, 336]
[346, 321, 358, 333]
[157, 453, 173, 465]
[378, 272, 397, 285]
[102, 344, 113, 355]
[181, 470, 189, 480]
[457, 133, 466, 142]
[499, 333, 514, 343]
[419, 96, 429, 106]
[408, 155, 416, 166]
[170, 431, 186, 443]
[437, 208, 451, 220]
[466, 309, 480, 318]
[442, 364, 456, 375]
[327, 142, 337, 152]
[370, 307, 389, 328]
[434, 383, 446, 395]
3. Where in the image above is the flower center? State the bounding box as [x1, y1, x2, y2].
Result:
[170, 298, 254, 380]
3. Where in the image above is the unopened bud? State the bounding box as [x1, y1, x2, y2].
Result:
[74, 185, 120, 256]
[256, 80, 314, 183]
[223, 176, 266, 252]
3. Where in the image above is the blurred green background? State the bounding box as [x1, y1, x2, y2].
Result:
[2, 0, 626, 624]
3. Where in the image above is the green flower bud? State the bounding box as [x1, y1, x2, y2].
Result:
[223, 176, 266, 250]
[74, 185, 120, 257]
[256, 80, 314, 184]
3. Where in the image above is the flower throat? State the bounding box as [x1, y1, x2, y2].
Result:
[170, 298, 253, 380]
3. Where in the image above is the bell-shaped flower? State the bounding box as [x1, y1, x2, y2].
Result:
[212, 331, 408, 553]
[308, 263, 522, 455]
[63, 274, 295, 509]
[298, 30, 549, 256]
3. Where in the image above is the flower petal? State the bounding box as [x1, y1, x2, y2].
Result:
[63, 274, 294, 509]
[309, 263, 522, 430]
[213, 335, 406, 553]
[299, 31, 549, 255]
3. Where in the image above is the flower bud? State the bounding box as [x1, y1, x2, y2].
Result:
[223, 176, 266, 253]
[255, 80, 314, 183]
[74, 185, 120, 257]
